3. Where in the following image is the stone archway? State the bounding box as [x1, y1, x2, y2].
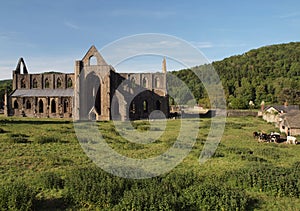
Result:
[85, 72, 101, 118]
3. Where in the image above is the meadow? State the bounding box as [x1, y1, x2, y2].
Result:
[0, 115, 299, 210]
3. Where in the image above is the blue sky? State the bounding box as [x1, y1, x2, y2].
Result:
[1, 0, 300, 79]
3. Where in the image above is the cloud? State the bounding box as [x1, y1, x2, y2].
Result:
[64, 21, 80, 30]
[0, 31, 18, 40]
[279, 12, 300, 19]
[110, 9, 175, 18]
[190, 41, 213, 49]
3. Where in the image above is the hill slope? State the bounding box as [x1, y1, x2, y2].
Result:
[173, 42, 300, 108]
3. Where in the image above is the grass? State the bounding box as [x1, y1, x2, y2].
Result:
[0, 115, 299, 210]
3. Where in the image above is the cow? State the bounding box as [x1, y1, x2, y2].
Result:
[286, 136, 298, 145]
[270, 132, 280, 143]
[258, 133, 270, 143]
[253, 131, 260, 139]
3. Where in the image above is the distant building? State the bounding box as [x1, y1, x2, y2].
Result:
[279, 111, 300, 136]
[262, 105, 299, 125]
[5, 46, 169, 121]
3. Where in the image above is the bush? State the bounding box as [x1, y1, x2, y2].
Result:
[179, 183, 251, 210]
[36, 136, 62, 144]
[64, 167, 256, 210]
[8, 133, 30, 143]
[65, 167, 131, 208]
[227, 165, 300, 197]
[0, 181, 36, 210]
[37, 172, 64, 189]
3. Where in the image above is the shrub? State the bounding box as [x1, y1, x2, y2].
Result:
[65, 167, 131, 208]
[36, 136, 62, 144]
[0, 181, 36, 210]
[37, 172, 64, 189]
[8, 133, 30, 143]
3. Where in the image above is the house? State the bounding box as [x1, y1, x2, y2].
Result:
[262, 105, 299, 126]
[279, 111, 300, 136]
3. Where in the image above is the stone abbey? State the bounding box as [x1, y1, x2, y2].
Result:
[4, 46, 169, 121]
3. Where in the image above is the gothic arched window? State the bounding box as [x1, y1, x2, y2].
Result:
[21, 78, 26, 88]
[44, 78, 50, 88]
[57, 78, 62, 88]
[67, 78, 73, 88]
[142, 77, 148, 88]
[33, 78, 38, 88]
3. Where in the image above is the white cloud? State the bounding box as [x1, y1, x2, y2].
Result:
[64, 21, 80, 30]
[110, 9, 175, 18]
[279, 12, 300, 19]
[190, 41, 213, 49]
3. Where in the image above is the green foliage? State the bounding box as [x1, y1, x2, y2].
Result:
[65, 167, 254, 210]
[226, 164, 300, 198]
[36, 136, 63, 144]
[0, 116, 299, 210]
[0, 181, 36, 210]
[37, 172, 64, 189]
[7, 133, 30, 143]
[65, 167, 131, 208]
[0, 79, 12, 109]
[172, 42, 300, 109]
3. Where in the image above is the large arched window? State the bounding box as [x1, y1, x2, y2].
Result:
[131, 77, 136, 88]
[86, 72, 101, 116]
[51, 99, 56, 113]
[154, 77, 160, 88]
[67, 78, 73, 88]
[38, 99, 44, 113]
[26, 100, 31, 109]
[32, 78, 38, 88]
[56, 78, 62, 88]
[112, 99, 120, 117]
[13, 100, 19, 109]
[63, 99, 69, 113]
[89, 56, 97, 65]
[143, 100, 148, 113]
[44, 78, 50, 88]
[21, 78, 26, 88]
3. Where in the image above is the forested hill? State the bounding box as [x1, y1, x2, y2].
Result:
[1, 42, 300, 109]
[173, 42, 300, 109]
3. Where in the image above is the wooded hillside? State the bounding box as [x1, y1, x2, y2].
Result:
[172, 42, 300, 108]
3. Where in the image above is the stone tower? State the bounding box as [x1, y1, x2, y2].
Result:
[162, 57, 167, 74]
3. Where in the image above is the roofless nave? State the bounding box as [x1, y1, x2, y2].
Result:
[4, 46, 169, 121]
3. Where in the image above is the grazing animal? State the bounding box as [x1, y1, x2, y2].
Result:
[258, 133, 269, 143]
[270, 132, 280, 143]
[286, 136, 298, 145]
[253, 132, 260, 139]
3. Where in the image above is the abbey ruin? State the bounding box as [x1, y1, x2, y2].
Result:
[4, 46, 169, 121]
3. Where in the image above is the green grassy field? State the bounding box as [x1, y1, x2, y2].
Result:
[0, 115, 299, 210]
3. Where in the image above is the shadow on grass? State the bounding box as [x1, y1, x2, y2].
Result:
[34, 198, 69, 211]
[0, 119, 72, 125]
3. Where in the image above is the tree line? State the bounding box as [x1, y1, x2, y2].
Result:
[172, 42, 300, 109]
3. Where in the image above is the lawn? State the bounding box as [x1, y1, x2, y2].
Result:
[0, 115, 299, 210]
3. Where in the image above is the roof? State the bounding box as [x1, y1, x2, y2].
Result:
[11, 88, 74, 97]
[264, 105, 299, 113]
[282, 111, 300, 128]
